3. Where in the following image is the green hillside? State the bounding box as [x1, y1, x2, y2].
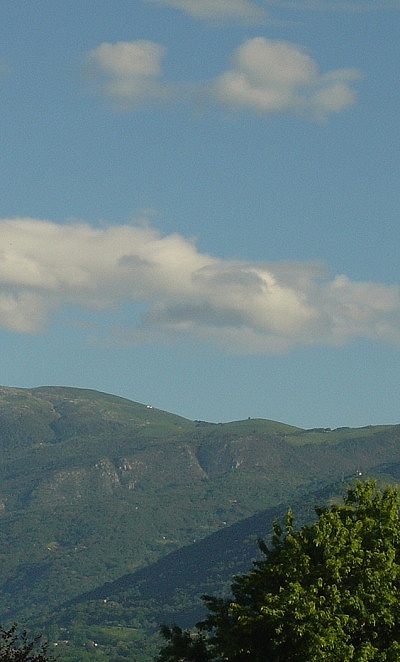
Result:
[40, 484, 338, 661]
[0, 386, 399, 659]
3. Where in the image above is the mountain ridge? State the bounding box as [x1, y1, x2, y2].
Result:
[0, 385, 399, 659]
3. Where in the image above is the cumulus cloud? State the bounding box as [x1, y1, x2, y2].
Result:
[213, 38, 361, 118]
[144, 0, 266, 20]
[85, 40, 176, 107]
[1, 217, 399, 353]
[85, 38, 360, 119]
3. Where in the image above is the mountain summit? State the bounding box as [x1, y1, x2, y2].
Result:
[0, 386, 399, 659]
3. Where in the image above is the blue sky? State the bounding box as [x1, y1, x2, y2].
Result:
[1, 0, 399, 428]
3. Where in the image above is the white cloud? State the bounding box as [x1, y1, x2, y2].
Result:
[85, 38, 360, 120]
[143, 0, 266, 21]
[1, 217, 399, 353]
[85, 41, 175, 107]
[213, 38, 361, 118]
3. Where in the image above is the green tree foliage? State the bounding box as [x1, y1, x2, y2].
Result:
[158, 480, 400, 661]
[0, 625, 54, 661]
[158, 625, 212, 661]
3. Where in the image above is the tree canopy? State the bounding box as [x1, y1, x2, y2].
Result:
[0, 625, 54, 662]
[158, 480, 400, 661]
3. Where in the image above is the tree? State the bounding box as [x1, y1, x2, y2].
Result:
[0, 625, 54, 661]
[158, 480, 400, 661]
[158, 625, 212, 662]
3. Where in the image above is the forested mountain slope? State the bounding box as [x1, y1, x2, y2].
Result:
[0, 386, 399, 659]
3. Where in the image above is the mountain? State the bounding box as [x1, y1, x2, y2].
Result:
[0, 386, 399, 659]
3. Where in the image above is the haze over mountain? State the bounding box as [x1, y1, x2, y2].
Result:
[1, 385, 400, 659]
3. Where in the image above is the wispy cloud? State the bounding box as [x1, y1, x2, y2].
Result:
[143, 0, 266, 21]
[277, 0, 400, 11]
[85, 38, 360, 119]
[142, 0, 400, 21]
[1, 217, 399, 354]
